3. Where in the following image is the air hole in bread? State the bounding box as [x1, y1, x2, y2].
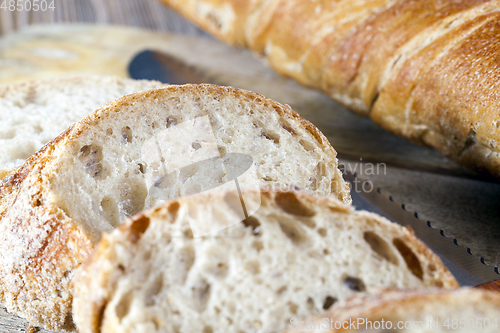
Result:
[203, 326, 213, 333]
[78, 144, 106, 179]
[309, 162, 325, 191]
[192, 279, 211, 312]
[192, 141, 202, 150]
[151, 121, 159, 130]
[252, 240, 263, 252]
[177, 245, 195, 283]
[217, 145, 227, 157]
[276, 192, 316, 217]
[138, 163, 146, 174]
[393, 238, 423, 280]
[121, 126, 132, 144]
[119, 178, 147, 217]
[166, 116, 178, 128]
[280, 121, 296, 135]
[129, 215, 150, 244]
[300, 139, 316, 152]
[323, 296, 337, 310]
[205, 11, 222, 30]
[277, 286, 287, 295]
[247, 260, 260, 274]
[183, 228, 194, 239]
[242, 216, 261, 235]
[278, 218, 308, 245]
[288, 302, 298, 314]
[115, 290, 133, 321]
[299, 218, 316, 229]
[344, 276, 366, 292]
[100, 196, 119, 227]
[306, 297, 315, 311]
[261, 131, 280, 145]
[364, 231, 399, 265]
[144, 273, 163, 306]
[323, 249, 330, 255]
[318, 227, 327, 237]
[106, 128, 113, 136]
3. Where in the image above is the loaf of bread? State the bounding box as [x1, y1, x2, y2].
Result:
[0, 83, 350, 330]
[0, 75, 162, 179]
[283, 288, 500, 332]
[159, 0, 500, 180]
[73, 189, 457, 333]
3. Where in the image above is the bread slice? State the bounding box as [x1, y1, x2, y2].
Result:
[73, 189, 457, 333]
[0, 84, 350, 330]
[283, 288, 500, 332]
[0, 75, 163, 179]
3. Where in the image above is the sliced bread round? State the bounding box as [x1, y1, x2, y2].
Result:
[0, 75, 163, 178]
[0, 84, 350, 330]
[73, 189, 457, 333]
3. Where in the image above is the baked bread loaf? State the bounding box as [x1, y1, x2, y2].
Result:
[283, 288, 500, 332]
[0, 84, 350, 330]
[73, 189, 457, 333]
[0, 75, 162, 179]
[159, 0, 500, 180]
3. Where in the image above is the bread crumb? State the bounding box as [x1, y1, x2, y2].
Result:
[26, 325, 38, 333]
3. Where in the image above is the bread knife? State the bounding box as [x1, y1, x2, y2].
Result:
[128, 49, 499, 286]
[344, 171, 499, 286]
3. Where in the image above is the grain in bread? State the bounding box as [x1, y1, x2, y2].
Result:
[0, 84, 350, 330]
[283, 288, 500, 332]
[73, 189, 457, 333]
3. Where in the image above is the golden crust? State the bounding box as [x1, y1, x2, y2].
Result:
[159, 0, 500, 179]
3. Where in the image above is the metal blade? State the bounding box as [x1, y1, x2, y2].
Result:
[344, 171, 499, 286]
[129, 50, 206, 84]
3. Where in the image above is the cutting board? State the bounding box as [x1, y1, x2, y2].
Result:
[1, 24, 500, 332]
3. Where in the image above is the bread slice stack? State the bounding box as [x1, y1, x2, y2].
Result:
[0, 82, 350, 330]
[159, 0, 500, 180]
[0, 76, 162, 179]
[283, 288, 500, 333]
[73, 189, 458, 333]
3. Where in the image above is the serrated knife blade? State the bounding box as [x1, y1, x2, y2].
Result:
[344, 171, 499, 286]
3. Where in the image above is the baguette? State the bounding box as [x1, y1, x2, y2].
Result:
[159, 0, 500, 179]
[0, 75, 163, 179]
[73, 189, 457, 333]
[283, 288, 500, 332]
[0, 84, 350, 330]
